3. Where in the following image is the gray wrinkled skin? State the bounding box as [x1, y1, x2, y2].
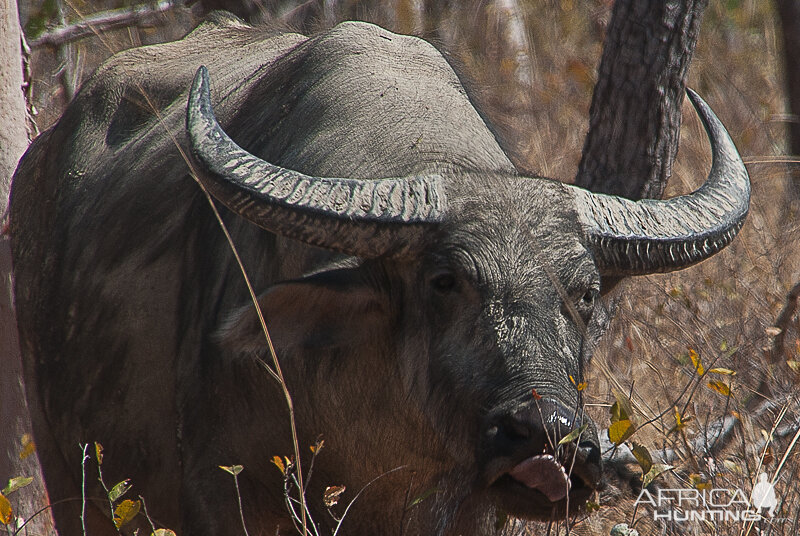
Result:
[9, 15, 745, 536]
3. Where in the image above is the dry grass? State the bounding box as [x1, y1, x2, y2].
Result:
[18, 0, 800, 534]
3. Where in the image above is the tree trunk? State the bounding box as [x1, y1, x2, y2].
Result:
[776, 0, 800, 198]
[0, 0, 55, 531]
[575, 0, 708, 200]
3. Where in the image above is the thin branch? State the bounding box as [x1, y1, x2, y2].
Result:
[80, 444, 90, 536]
[29, 0, 182, 49]
[54, 0, 76, 100]
[232, 472, 251, 536]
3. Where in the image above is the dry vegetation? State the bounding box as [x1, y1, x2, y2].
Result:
[15, 0, 800, 534]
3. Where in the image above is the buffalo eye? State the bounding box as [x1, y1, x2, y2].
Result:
[430, 271, 457, 293]
[569, 285, 599, 324]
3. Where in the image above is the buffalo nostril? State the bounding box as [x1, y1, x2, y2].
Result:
[483, 415, 532, 450]
[505, 418, 531, 441]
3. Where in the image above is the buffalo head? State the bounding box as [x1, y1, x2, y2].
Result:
[185, 63, 748, 524]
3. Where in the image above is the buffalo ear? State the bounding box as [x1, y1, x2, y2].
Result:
[218, 268, 387, 355]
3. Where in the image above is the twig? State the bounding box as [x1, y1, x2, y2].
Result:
[231, 471, 251, 536]
[54, 0, 76, 101]
[30, 0, 182, 48]
[139, 496, 159, 535]
[331, 467, 408, 536]
[80, 444, 90, 536]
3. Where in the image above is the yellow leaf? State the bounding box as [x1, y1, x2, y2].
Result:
[95, 442, 104, 465]
[310, 438, 325, 455]
[152, 530, 177, 536]
[0, 493, 12, 524]
[18, 434, 35, 460]
[707, 380, 731, 396]
[271, 456, 285, 475]
[787, 360, 800, 373]
[568, 375, 587, 391]
[689, 348, 704, 376]
[610, 392, 634, 423]
[219, 465, 243, 476]
[608, 419, 635, 445]
[113, 499, 141, 528]
[668, 406, 693, 435]
[690, 473, 711, 490]
[708, 367, 736, 376]
[630, 442, 652, 473]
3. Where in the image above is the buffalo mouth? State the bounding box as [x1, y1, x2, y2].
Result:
[482, 441, 602, 519]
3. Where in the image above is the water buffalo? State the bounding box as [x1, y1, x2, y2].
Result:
[9, 14, 749, 536]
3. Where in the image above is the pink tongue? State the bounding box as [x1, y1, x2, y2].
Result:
[508, 454, 571, 502]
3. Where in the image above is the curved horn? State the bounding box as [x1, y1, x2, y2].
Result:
[570, 89, 750, 275]
[185, 66, 446, 259]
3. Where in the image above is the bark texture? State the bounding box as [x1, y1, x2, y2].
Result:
[0, 0, 54, 531]
[776, 0, 800, 198]
[1, 0, 29, 187]
[575, 0, 708, 200]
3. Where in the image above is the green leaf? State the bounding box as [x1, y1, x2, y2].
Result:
[642, 464, 673, 488]
[3, 476, 33, 495]
[219, 465, 243, 476]
[407, 487, 439, 509]
[557, 423, 588, 446]
[608, 419, 635, 445]
[585, 500, 601, 512]
[108, 479, 131, 503]
[630, 443, 652, 474]
[152, 530, 177, 536]
[113, 499, 141, 528]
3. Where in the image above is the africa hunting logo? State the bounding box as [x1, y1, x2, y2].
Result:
[634, 472, 779, 522]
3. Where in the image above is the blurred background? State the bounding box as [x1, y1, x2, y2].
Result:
[13, 0, 800, 534]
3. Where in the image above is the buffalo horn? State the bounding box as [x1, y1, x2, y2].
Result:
[570, 89, 750, 275]
[186, 66, 446, 259]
